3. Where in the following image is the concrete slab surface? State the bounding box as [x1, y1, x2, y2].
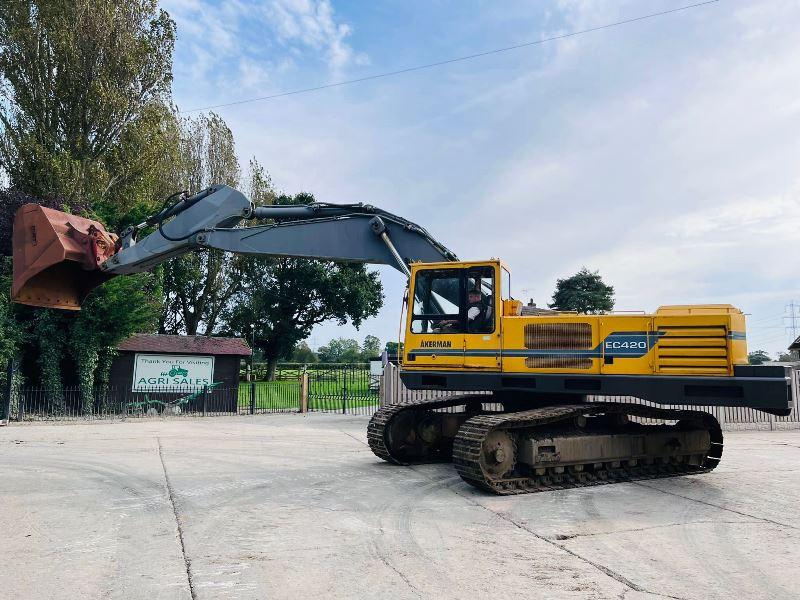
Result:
[0, 414, 798, 600]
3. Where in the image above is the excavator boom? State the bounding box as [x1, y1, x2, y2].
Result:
[11, 185, 457, 310]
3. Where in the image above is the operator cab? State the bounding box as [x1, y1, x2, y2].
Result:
[410, 265, 495, 334]
[403, 260, 511, 370]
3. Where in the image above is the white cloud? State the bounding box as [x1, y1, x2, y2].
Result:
[262, 0, 367, 71]
[162, 0, 364, 97]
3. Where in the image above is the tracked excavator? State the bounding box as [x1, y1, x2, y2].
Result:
[10, 185, 796, 494]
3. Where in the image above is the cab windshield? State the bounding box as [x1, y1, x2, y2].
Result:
[410, 267, 494, 334]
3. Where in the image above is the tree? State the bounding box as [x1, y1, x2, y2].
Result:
[318, 338, 362, 363]
[385, 341, 404, 356]
[361, 335, 381, 360]
[223, 193, 384, 380]
[157, 118, 275, 337]
[0, 1, 175, 208]
[290, 341, 318, 364]
[748, 350, 771, 365]
[0, 1, 175, 401]
[549, 268, 614, 314]
[777, 352, 796, 362]
[159, 113, 246, 335]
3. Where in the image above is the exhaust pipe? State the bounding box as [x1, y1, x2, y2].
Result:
[11, 204, 118, 310]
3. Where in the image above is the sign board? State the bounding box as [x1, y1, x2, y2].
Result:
[132, 354, 214, 391]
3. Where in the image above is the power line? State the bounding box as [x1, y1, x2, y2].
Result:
[181, 0, 721, 114]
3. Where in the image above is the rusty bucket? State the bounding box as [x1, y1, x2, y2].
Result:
[11, 204, 118, 310]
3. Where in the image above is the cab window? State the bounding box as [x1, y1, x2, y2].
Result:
[465, 266, 495, 334]
[501, 267, 511, 300]
[410, 269, 461, 334]
[410, 267, 495, 334]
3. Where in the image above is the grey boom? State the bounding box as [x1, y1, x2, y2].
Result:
[100, 184, 456, 276]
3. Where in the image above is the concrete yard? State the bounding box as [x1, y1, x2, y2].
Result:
[0, 415, 798, 600]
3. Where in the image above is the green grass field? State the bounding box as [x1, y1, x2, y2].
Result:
[237, 374, 379, 411]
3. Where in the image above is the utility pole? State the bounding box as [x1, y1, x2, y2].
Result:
[784, 301, 799, 345]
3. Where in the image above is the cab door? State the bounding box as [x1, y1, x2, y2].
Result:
[405, 267, 465, 369]
[462, 265, 501, 371]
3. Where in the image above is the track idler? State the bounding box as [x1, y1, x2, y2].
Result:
[367, 395, 487, 465]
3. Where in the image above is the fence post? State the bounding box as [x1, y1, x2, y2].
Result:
[300, 371, 309, 413]
[17, 387, 24, 422]
[2, 360, 14, 424]
[342, 367, 348, 414]
[249, 381, 256, 415]
[202, 385, 208, 417]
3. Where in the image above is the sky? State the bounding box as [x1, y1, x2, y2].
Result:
[163, 0, 800, 356]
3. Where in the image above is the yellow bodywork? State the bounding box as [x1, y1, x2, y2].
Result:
[402, 260, 747, 377]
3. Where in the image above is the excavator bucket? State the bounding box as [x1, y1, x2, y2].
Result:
[11, 204, 119, 310]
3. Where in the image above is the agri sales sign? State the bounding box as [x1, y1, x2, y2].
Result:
[132, 354, 214, 391]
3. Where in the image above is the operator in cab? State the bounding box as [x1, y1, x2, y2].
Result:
[466, 287, 492, 333]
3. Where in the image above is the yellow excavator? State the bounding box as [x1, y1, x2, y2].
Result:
[10, 185, 796, 494]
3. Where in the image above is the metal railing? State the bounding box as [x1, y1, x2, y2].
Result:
[1, 362, 382, 422]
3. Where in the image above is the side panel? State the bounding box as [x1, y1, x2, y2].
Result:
[501, 315, 603, 375]
[598, 317, 657, 375]
[501, 308, 746, 378]
[405, 331, 465, 370]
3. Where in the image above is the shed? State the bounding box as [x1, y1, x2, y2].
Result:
[109, 334, 251, 412]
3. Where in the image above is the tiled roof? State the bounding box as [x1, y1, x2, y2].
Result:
[117, 334, 252, 356]
[790, 336, 800, 351]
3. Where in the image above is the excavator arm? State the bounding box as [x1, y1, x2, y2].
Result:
[11, 184, 457, 310]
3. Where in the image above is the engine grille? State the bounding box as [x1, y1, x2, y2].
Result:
[524, 322, 592, 349]
[524, 323, 593, 370]
[655, 325, 730, 374]
[525, 355, 593, 369]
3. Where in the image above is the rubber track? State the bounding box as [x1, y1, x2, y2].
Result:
[367, 394, 489, 465]
[452, 403, 723, 495]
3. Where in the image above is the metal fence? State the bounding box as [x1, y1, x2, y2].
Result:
[1, 362, 381, 422]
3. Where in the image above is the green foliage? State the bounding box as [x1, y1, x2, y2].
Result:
[318, 338, 363, 363]
[33, 310, 66, 407]
[362, 335, 381, 359]
[385, 341, 404, 356]
[549, 267, 615, 314]
[0, 0, 175, 206]
[777, 352, 796, 362]
[748, 350, 772, 365]
[290, 341, 318, 364]
[0, 258, 23, 372]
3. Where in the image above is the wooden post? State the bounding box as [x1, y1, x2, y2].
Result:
[299, 371, 309, 413]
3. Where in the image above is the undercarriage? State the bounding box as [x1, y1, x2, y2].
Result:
[367, 395, 723, 495]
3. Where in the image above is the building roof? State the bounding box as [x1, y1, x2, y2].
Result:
[790, 335, 800, 351]
[117, 334, 252, 356]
